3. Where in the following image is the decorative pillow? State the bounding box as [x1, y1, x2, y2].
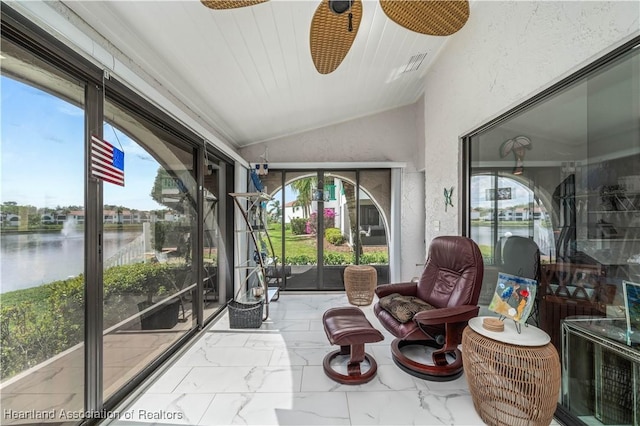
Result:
[379, 293, 435, 323]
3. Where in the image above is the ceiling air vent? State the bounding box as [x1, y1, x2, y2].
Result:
[402, 52, 427, 73]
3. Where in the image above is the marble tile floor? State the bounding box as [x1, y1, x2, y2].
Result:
[105, 293, 561, 426]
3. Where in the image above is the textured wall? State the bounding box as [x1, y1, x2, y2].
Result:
[240, 103, 421, 169]
[422, 0, 639, 244]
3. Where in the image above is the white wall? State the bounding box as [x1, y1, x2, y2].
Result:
[422, 1, 639, 245]
[239, 103, 427, 281]
[240, 103, 422, 168]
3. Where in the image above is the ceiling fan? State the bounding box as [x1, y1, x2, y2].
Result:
[201, 0, 470, 74]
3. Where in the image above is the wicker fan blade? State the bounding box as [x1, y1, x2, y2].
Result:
[379, 0, 469, 36]
[201, 0, 268, 10]
[310, 0, 363, 74]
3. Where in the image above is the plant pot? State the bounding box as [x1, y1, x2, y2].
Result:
[137, 298, 181, 330]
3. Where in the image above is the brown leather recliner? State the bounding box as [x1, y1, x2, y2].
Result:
[374, 236, 484, 381]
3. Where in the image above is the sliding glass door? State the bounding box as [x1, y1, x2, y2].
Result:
[0, 37, 88, 418]
[261, 169, 390, 290]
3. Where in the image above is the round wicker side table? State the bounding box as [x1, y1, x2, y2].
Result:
[461, 317, 560, 426]
[344, 265, 377, 306]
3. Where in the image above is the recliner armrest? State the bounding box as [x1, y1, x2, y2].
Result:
[374, 282, 417, 298]
[413, 305, 479, 325]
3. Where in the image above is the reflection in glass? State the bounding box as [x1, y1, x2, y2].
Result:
[101, 108, 197, 400]
[203, 157, 222, 321]
[468, 44, 639, 426]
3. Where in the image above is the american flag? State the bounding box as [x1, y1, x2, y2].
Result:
[91, 135, 124, 186]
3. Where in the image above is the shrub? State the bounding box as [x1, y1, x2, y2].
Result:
[154, 222, 166, 251]
[360, 252, 389, 264]
[323, 252, 349, 265]
[306, 208, 336, 234]
[290, 218, 307, 235]
[285, 254, 316, 265]
[0, 276, 84, 380]
[0, 262, 190, 380]
[325, 227, 345, 245]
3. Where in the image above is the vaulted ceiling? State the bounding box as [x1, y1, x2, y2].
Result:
[62, 0, 466, 148]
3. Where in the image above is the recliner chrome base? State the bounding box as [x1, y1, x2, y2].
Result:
[390, 339, 464, 382]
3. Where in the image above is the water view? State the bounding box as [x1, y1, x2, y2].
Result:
[1, 228, 140, 293]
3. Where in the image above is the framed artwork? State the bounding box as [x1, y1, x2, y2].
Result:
[623, 280, 640, 345]
[488, 272, 537, 324]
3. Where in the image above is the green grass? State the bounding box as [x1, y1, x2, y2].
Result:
[266, 222, 318, 258]
[478, 244, 492, 259]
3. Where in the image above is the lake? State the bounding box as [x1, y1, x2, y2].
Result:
[1, 229, 140, 293]
[471, 222, 554, 257]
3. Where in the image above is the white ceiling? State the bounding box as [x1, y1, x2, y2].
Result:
[62, 0, 458, 148]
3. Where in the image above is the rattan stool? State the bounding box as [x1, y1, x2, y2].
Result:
[344, 265, 377, 306]
[461, 317, 560, 426]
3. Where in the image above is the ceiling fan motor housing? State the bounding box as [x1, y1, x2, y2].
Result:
[329, 0, 352, 15]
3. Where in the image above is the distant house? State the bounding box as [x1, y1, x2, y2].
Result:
[283, 201, 305, 223]
[55, 213, 67, 224]
[164, 211, 186, 222]
[103, 210, 117, 223]
[41, 213, 56, 224]
[120, 210, 142, 223]
[103, 210, 140, 224]
[6, 214, 20, 227]
[68, 210, 85, 224]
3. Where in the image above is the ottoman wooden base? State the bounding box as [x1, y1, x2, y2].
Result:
[323, 348, 379, 385]
[322, 307, 384, 385]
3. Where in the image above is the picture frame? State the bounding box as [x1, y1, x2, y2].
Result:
[488, 272, 537, 324]
[622, 280, 640, 345]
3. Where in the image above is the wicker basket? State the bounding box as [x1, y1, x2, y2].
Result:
[228, 299, 263, 329]
[344, 265, 377, 306]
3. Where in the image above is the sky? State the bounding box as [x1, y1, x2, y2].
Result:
[1, 75, 166, 211]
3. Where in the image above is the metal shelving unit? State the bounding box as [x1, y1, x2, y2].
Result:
[230, 192, 280, 321]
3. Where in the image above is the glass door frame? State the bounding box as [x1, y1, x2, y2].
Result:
[271, 168, 389, 291]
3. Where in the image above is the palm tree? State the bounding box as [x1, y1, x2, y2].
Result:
[342, 181, 363, 256]
[267, 200, 282, 222]
[291, 178, 315, 218]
